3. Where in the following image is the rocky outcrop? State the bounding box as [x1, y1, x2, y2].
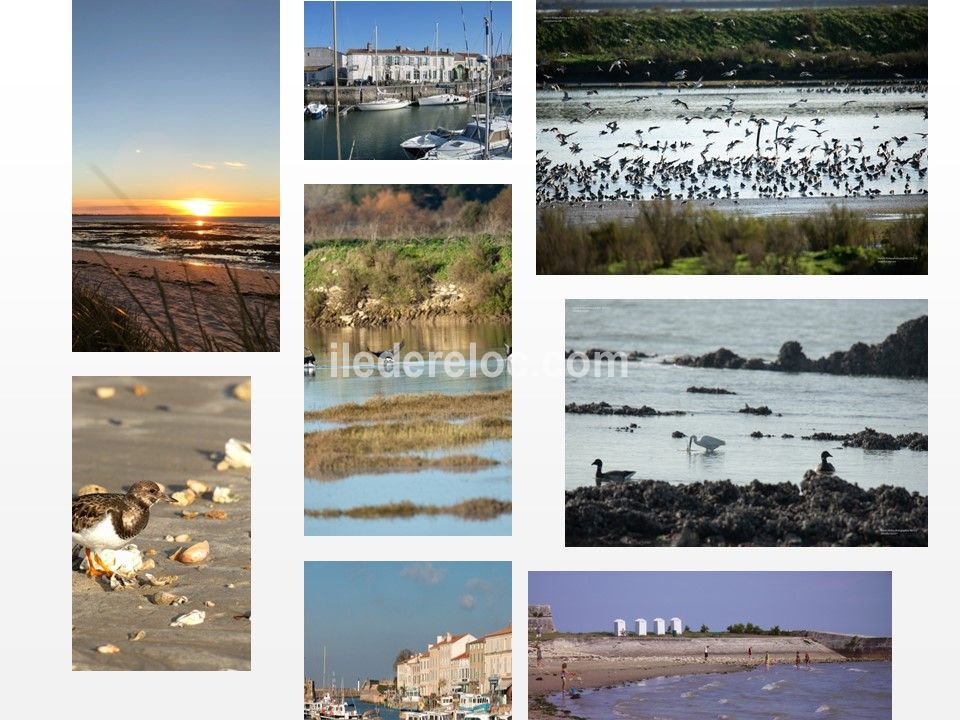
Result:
[566, 349, 650, 361]
[565, 472, 927, 547]
[801, 427, 927, 451]
[673, 316, 927, 378]
[687, 386, 736, 394]
[797, 631, 892, 660]
[739, 404, 774, 416]
[565, 402, 686, 417]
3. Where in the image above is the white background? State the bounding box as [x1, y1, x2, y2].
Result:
[0, 0, 955, 717]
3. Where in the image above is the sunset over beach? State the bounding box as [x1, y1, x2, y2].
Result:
[73, 0, 278, 218]
[72, 0, 279, 352]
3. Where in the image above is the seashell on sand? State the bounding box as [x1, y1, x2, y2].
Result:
[96, 644, 121, 654]
[128, 630, 146, 641]
[77, 484, 108, 497]
[151, 591, 189, 606]
[186, 479, 209, 495]
[176, 540, 210, 564]
[174, 533, 191, 542]
[95, 387, 116, 399]
[131, 384, 148, 397]
[204, 510, 228, 520]
[232, 380, 251, 402]
[143, 573, 179, 587]
[170, 489, 196, 506]
[170, 609, 206, 627]
[223, 438, 252, 469]
[181, 511, 199, 519]
[212, 487, 238, 504]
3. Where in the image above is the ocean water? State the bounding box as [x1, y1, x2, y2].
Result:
[305, 323, 512, 536]
[549, 662, 891, 720]
[72, 215, 280, 270]
[305, 98, 512, 160]
[537, 84, 927, 201]
[566, 300, 927, 492]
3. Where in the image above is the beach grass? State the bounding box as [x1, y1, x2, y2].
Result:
[72, 279, 160, 351]
[305, 498, 511, 521]
[74, 252, 279, 351]
[537, 204, 927, 275]
[306, 390, 512, 423]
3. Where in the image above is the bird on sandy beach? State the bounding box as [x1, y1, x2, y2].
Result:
[592, 458, 636, 486]
[816, 451, 835, 474]
[304, 346, 316, 366]
[72, 481, 170, 577]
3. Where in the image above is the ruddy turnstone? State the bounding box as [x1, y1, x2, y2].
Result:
[72, 481, 170, 577]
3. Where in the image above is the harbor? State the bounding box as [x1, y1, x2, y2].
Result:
[304, 1, 511, 159]
[304, 563, 513, 720]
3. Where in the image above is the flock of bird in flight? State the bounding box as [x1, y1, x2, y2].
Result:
[536, 42, 927, 206]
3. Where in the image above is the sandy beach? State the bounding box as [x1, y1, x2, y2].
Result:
[73, 249, 279, 351]
[72, 377, 251, 671]
[528, 635, 853, 718]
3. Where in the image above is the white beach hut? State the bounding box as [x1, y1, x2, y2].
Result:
[635, 618, 647, 636]
[671, 617, 683, 635]
[653, 618, 666, 635]
[614, 618, 626, 637]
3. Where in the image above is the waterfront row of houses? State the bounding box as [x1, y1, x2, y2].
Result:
[396, 625, 512, 701]
[614, 617, 685, 636]
[305, 46, 511, 86]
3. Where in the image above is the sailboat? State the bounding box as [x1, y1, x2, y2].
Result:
[416, 23, 468, 106]
[356, 25, 411, 111]
[421, 8, 511, 159]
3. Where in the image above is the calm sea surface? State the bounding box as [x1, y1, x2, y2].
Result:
[305, 322, 512, 536]
[549, 662, 891, 720]
[72, 215, 280, 271]
[305, 99, 512, 160]
[566, 300, 927, 492]
[538, 84, 927, 203]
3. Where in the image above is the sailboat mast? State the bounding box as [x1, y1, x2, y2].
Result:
[484, 10, 491, 158]
[332, 1, 341, 160]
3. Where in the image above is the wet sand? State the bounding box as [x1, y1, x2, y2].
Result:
[73, 249, 279, 351]
[72, 377, 251, 671]
[528, 635, 846, 717]
[539, 195, 928, 223]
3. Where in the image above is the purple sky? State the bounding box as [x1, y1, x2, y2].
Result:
[529, 572, 891, 636]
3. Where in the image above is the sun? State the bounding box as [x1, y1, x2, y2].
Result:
[180, 198, 216, 217]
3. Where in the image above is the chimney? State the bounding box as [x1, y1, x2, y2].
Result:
[436, 635, 443, 644]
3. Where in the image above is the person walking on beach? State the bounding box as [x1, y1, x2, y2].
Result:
[748, 646, 752, 659]
[804, 652, 810, 666]
[764, 651, 770, 668]
[704, 645, 709, 663]
[536, 643, 543, 667]
[795, 651, 801, 667]
[561, 662, 567, 693]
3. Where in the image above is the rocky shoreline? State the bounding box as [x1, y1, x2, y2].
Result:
[565, 401, 685, 417]
[566, 472, 927, 547]
[566, 316, 927, 379]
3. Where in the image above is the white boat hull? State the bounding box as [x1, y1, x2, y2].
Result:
[356, 99, 412, 111]
[416, 93, 468, 106]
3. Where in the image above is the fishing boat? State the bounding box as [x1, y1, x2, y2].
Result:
[458, 694, 491, 714]
[356, 25, 411, 112]
[400, 126, 460, 158]
[421, 114, 511, 160]
[305, 102, 328, 117]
